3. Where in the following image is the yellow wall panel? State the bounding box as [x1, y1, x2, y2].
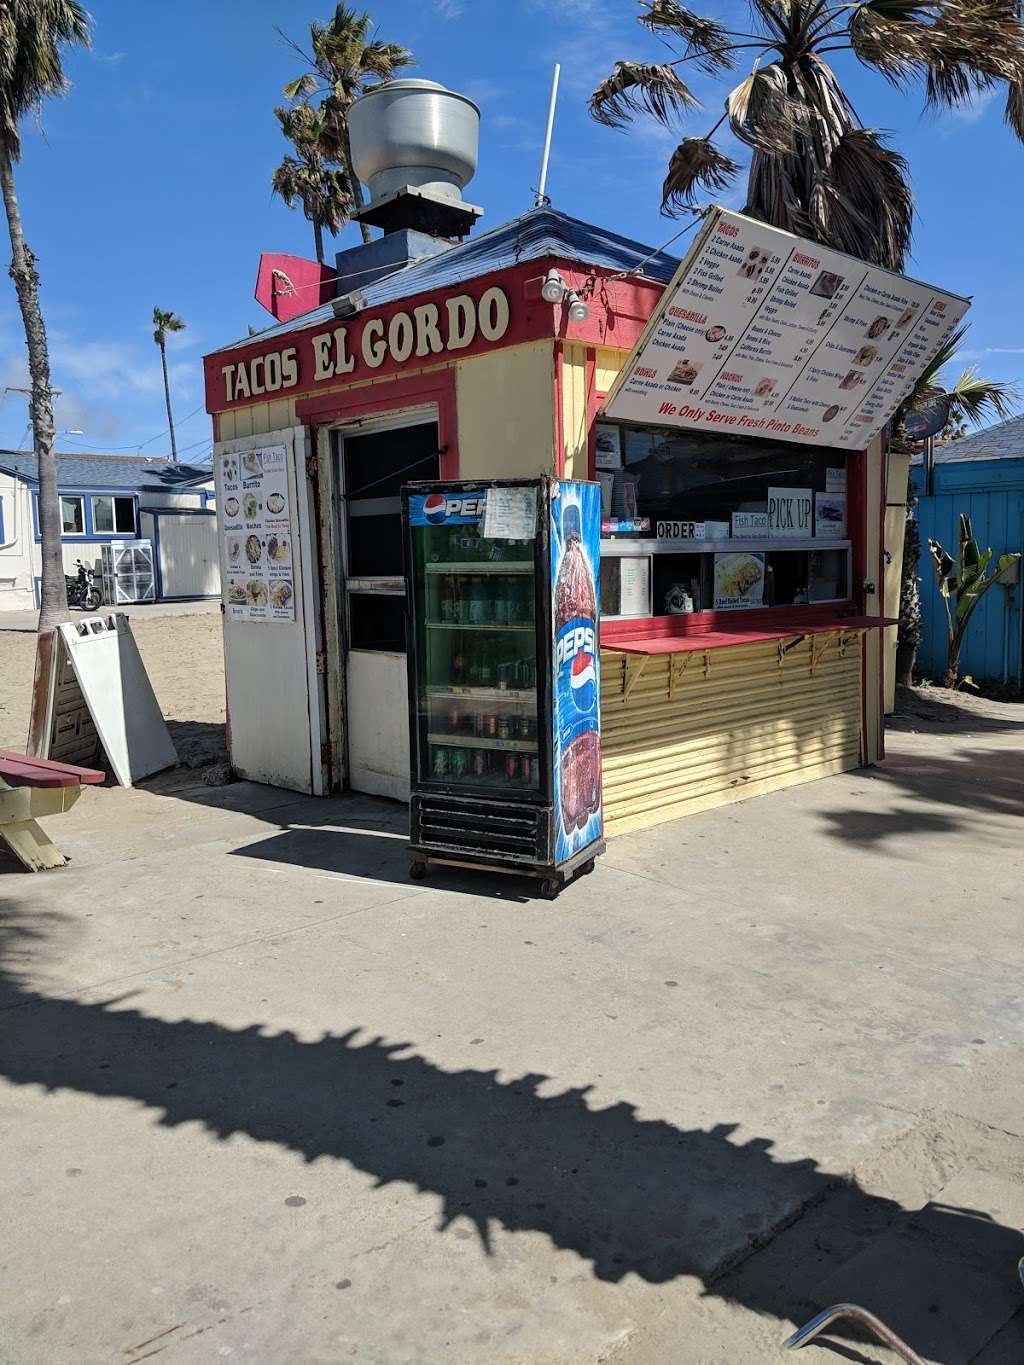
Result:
[863, 437, 884, 761]
[595, 347, 628, 395]
[456, 341, 556, 480]
[561, 342, 589, 480]
[599, 634, 864, 835]
[883, 449, 910, 714]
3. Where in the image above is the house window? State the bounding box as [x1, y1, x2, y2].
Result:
[91, 495, 137, 535]
[60, 496, 85, 535]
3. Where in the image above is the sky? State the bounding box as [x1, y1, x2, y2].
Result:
[1, 0, 1022, 463]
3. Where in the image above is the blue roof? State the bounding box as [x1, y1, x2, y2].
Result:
[928, 414, 1024, 464]
[222, 205, 681, 351]
[0, 451, 213, 490]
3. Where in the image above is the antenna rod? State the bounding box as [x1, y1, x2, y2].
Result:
[535, 64, 561, 206]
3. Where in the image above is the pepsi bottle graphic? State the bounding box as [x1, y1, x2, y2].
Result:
[554, 499, 602, 842]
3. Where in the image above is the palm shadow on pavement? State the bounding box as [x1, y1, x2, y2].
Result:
[3, 904, 1024, 1359]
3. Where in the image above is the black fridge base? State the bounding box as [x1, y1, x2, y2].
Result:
[406, 840, 605, 900]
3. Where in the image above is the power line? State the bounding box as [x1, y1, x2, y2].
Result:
[55, 403, 208, 454]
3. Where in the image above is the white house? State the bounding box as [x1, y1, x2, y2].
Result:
[0, 451, 219, 611]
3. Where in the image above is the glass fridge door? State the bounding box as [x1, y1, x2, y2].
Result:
[408, 495, 542, 796]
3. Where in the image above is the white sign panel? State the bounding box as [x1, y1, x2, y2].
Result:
[815, 491, 847, 538]
[732, 511, 769, 536]
[594, 423, 623, 471]
[482, 485, 538, 540]
[603, 208, 970, 450]
[714, 553, 766, 610]
[220, 446, 296, 622]
[768, 487, 813, 539]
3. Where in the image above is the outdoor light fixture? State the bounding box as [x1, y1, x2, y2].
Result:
[541, 268, 566, 303]
[565, 289, 590, 323]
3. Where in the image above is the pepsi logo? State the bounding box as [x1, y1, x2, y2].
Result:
[423, 493, 448, 524]
[570, 649, 597, 711]
[420, 493, 488, 524]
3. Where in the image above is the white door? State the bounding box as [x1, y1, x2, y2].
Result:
[338, 417, 440, 801]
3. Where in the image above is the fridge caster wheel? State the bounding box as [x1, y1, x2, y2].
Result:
[539, 878, 561, 901]
[409, 861, 427, 881]
[580, 859, 596, 877]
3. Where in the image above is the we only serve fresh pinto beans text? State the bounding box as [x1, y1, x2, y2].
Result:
[219, 286, 511, 403]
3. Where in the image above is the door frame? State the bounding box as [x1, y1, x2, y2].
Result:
[297, 368, 460, 792]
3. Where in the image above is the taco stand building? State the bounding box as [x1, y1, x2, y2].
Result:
[203, 79, 965, 841]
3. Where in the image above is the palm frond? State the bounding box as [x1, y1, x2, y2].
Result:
[727, 62, 804, 152]
[816, 127, 913, 269]
[638, 0, 735, 72]
[661, 137, 740, 215]
[590, 61, 699, 127]
[360, 39, 414, 80]
[1007, 78, 1024, 136]
[945, 369, 1019, 425]
[283, 72, 320, 100]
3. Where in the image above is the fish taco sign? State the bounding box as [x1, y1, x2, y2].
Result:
[205, 280, 513, 412]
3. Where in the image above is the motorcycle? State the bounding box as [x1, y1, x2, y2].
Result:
[65, 559, 103, 612]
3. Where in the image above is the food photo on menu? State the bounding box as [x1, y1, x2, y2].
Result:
[867, 316, 891, 339]
[667, 358, 703, 386]
[853, 344, 879, 367]
[809, 270, 844, 299]
[705, 324, 728, 343]
[738, 246, 771, 280]
[839, 370, 865, 392]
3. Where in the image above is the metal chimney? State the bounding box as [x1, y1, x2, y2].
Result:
[347, 79, 483, 238]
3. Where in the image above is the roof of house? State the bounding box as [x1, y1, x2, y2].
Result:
[221, 204, 682, 352]
[0, 451, 214, 489]
[928, 414, 1024, 464]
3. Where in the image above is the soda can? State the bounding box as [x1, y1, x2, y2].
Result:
[486, 713, 498, 738]
[497, 715, 510, 740]
[468, 577, 487, 624]
[473, 749, 486, 777]
[451, 747, 468, 779]
[517, 714, 532, 740]
[497, 662, 512, 691]
[505, 754, 519, 781]
[447, 704, 461, 732]
[432, 746, 449, 778]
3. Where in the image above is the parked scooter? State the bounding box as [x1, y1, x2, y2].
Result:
[65, 559, 103, 612]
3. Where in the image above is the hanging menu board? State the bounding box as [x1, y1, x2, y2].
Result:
[603, 208, 970, 450]
[219, 445, 296, 622]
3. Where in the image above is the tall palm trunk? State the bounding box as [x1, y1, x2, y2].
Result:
[0, 149, 67, 630]
[313, 218, 325, 264]
[341, 120, 372, 247]
[158, 337, 178, 462]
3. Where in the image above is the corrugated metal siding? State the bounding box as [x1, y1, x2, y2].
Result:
[600, 634, 863, 836]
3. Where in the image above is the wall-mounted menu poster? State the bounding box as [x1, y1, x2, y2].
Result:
[220, 445, 296, 622]
[603, 208, 970, 451]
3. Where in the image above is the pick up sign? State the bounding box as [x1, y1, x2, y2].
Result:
[768, 487, 813, 539]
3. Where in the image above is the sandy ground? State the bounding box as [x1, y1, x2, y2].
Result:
[0, 611, 226, 761]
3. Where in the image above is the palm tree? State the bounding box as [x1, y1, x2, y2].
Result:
[0, 0, 90, 631]
[272, 102, 351, 263]
[894, 323, 1018, 448]
[152, 307, 186, 464]
[280, 5, 413, 248]
[591, 0, 1024, 270]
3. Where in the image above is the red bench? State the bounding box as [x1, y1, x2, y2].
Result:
[0, 749, 105, 872]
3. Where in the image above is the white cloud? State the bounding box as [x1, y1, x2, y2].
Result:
[943, 87, 1000, 127]
[434, 0, 463, 16]
[93, 50, 126, 64]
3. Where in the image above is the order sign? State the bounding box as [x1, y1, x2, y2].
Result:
[603, 208, 970, 451]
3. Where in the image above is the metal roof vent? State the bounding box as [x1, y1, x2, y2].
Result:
[348, 78, 483, 238]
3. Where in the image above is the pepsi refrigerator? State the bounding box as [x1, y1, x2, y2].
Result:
[402, 478, 604, 897]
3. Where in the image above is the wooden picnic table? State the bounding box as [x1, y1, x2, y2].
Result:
[0, 749, 105, 872]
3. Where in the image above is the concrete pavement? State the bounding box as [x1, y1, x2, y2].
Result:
[1, 696, 1023, 1363]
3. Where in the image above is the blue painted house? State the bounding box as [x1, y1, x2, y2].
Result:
[0, 451, 218, 610]
[911, 416, 1024, 687]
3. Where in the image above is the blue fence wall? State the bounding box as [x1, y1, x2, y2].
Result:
[910, 457, 1024, 686]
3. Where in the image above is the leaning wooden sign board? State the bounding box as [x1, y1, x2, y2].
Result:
[36, 614, 177, 786]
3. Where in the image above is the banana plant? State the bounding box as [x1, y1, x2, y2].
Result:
[928, 516, 1021, 689]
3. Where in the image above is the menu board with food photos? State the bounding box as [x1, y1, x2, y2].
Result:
[219, 445, 296, 622]
[603, 208, 970, 451]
